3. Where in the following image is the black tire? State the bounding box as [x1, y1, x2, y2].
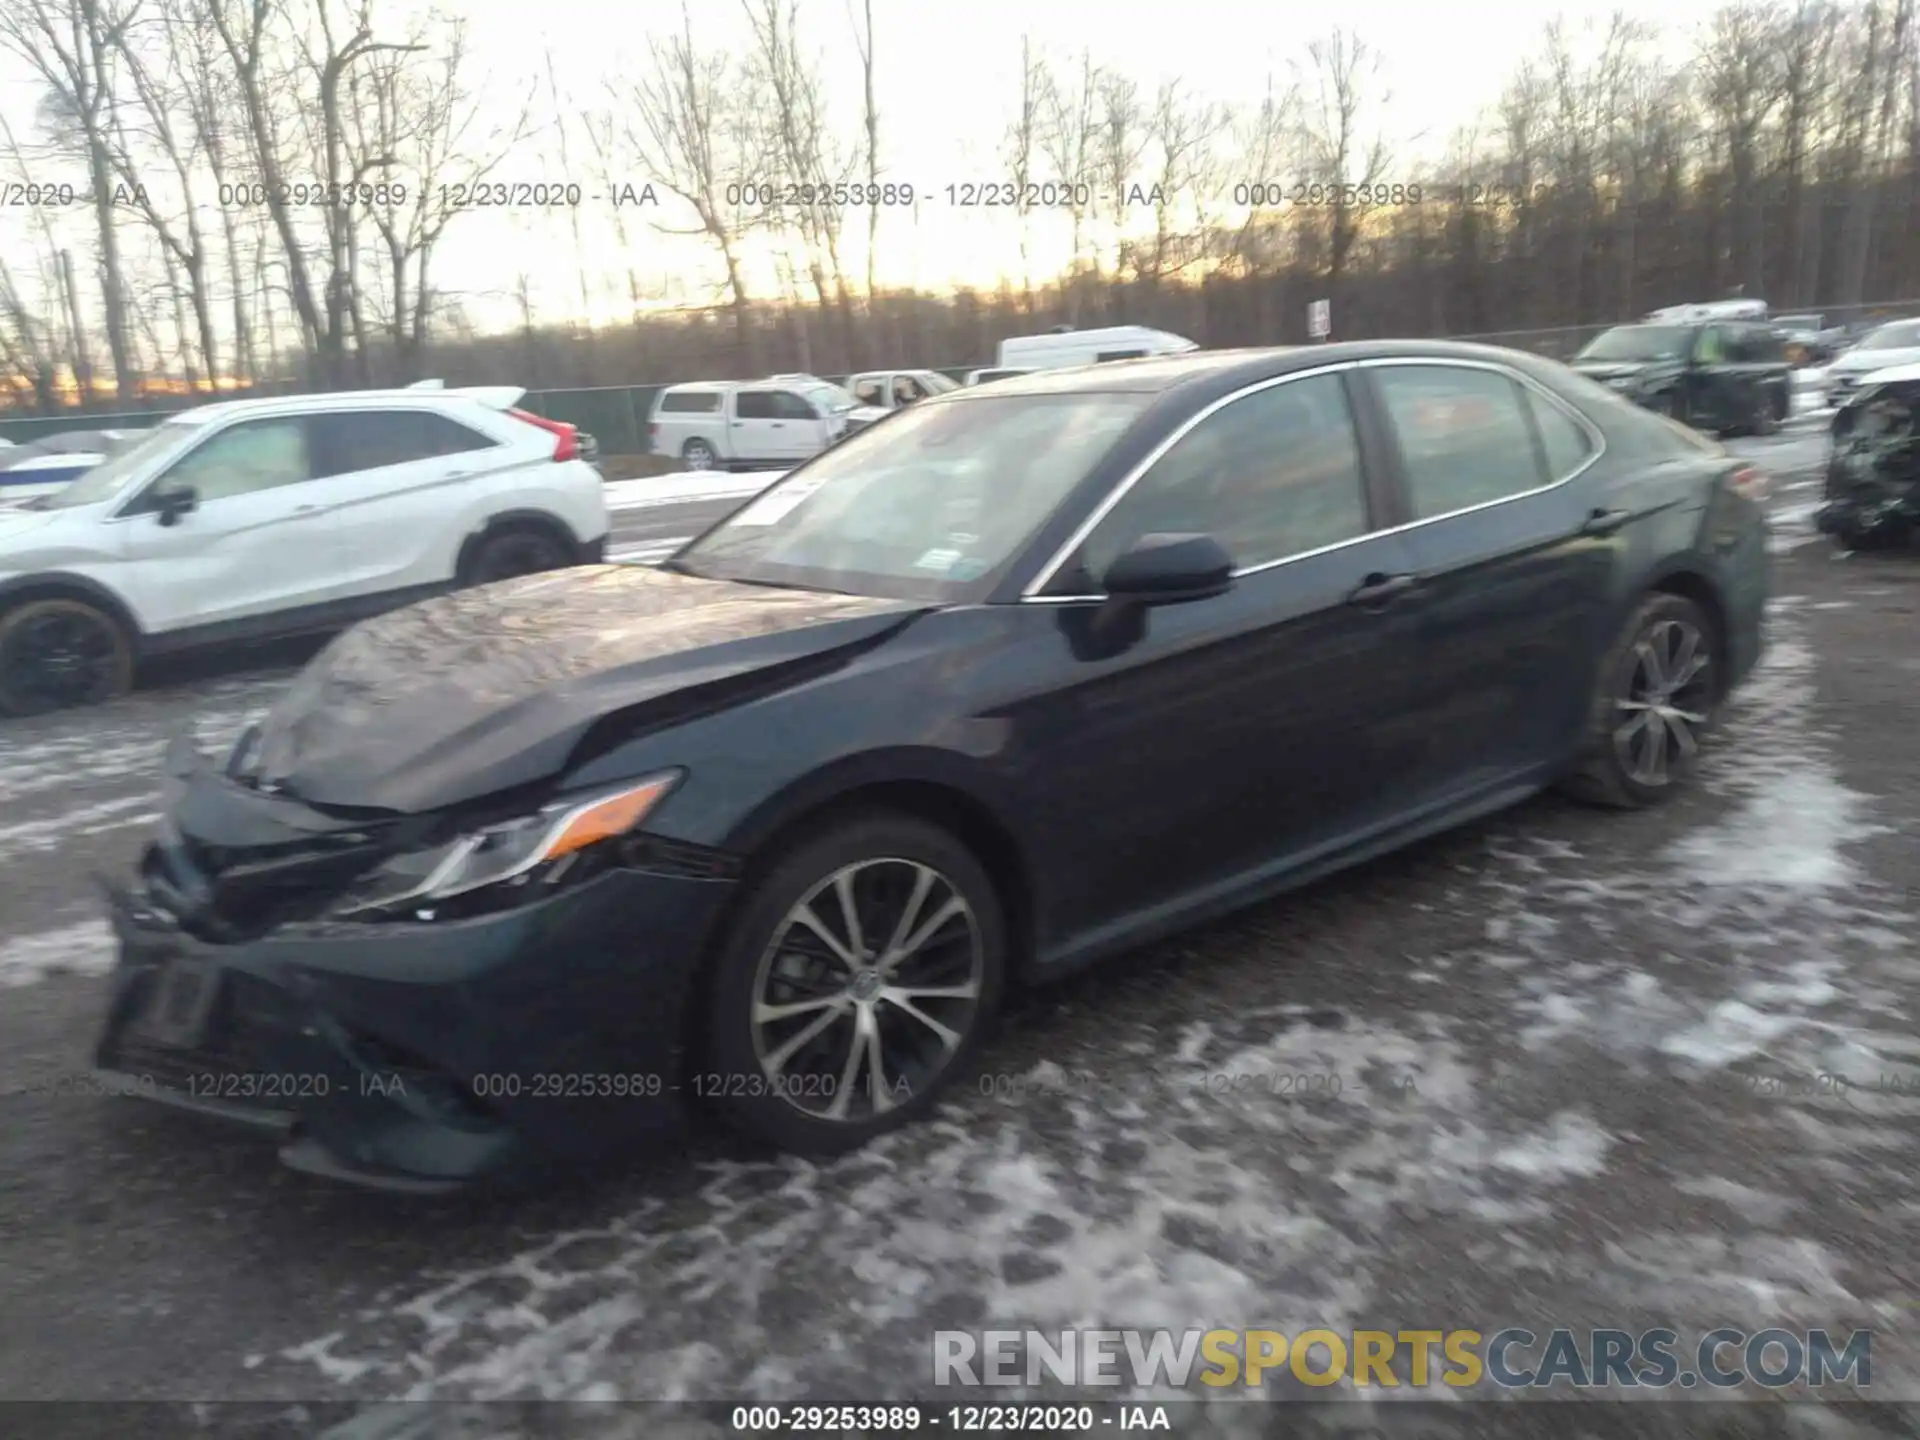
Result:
[0, 597, 135, 718]
[460, 526, 571, 587]
[702, 810, 1007, 1156]
[681, 438, 717, 472]
[1560, 592, 1721, 809]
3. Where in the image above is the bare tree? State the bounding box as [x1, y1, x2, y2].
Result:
[848, 0, 880, 308]
[0, 0, 144, 400]
[624, 7, 758, 366]
[1299, 29, 1392, 312]
[1003, 36, 1049, 315]
[1042, 49, 1100, 320]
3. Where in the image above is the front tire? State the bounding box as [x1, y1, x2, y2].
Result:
[1560, 593, 1721, 809]
[702, 812, 1007, 1155]
[461, 526, 571, 587]
[0, 598, 134, 718]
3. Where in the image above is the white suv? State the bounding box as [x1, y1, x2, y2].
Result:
[0, 384, 610, 716]
[649, 379, 885, 471]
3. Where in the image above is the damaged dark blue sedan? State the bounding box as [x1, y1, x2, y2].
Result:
[93, 341, 1771, 1190]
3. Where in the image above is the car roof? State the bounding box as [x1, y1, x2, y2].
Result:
[165, 386, 522, 425]
[935, 340, 1563, 401]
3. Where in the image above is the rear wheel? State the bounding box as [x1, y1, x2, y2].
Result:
[0, 598, 134, 717]
[682, 438, 717, 472]
[702, 812, 1007, 1155]
[1560, 593, 1720, 809]
[461, 526, 571, 586]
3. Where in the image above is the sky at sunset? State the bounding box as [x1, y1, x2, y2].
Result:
[0, 0, 1731, 334]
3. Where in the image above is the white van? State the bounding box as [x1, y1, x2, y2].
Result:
[995, 325, 1197, 372]
[648, 378, 882, 471]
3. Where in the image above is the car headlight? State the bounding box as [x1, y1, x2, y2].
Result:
[331, 771, 681, 919]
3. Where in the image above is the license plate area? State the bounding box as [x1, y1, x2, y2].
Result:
[142, 956, 221, 1048]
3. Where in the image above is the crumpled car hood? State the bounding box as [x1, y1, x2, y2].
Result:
[247, 564, 925, 813]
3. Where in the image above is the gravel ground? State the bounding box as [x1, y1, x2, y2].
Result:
[2, 421, 1917, 1440]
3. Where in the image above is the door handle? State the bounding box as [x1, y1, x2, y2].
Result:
[1581, 507, 1632, 537]
[290, 503, 327, 516]
[1347, 572, 1417, 609]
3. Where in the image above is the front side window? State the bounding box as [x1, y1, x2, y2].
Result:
[768, 390, 819, 421]
[853, 378, 886, 407]
[142, 417, 310, 505]
[673, 392, 1153, 602]
[1071, 371, 1371, 585]
[1372, 365, 1547, 518]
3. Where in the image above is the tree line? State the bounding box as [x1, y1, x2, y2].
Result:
[3, 0, 1920, 412]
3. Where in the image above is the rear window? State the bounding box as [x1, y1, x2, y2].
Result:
[659, 390, 723, 414]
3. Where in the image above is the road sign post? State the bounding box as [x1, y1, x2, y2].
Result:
[1308, 299, 1331, 341]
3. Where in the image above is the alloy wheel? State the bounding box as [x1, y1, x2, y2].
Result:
[0, 607, 121, 712]
[1612, 618, 1713, 788]
[749, 857, 984, 1122]
[683, 441, 716, 471]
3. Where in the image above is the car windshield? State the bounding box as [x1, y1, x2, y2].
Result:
[805, 382, 858, 413]
[1577, 325, 1692, 362]
[670, 392, 1153, 602]
[1857, 321, 1920, 351]
[41, 420, 206, 509]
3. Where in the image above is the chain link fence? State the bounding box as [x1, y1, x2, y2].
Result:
[9, 302, 1920, 452]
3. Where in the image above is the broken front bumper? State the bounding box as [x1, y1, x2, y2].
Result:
[92, 861, 736, 1192]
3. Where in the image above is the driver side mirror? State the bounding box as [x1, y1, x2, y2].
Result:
[1100, 532, 1234, 605]
[154, 486, 198, 527]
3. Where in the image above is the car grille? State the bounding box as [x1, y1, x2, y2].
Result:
[142, 826, 393, 941]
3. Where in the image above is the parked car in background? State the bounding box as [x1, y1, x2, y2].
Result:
[996, 324, 1197, 372]
[1571, 319, 1791, 435]
[1818, 364, 1920, 549]
[1771, 312, 1836, 365]
[0, 385, 608, 716]
[1820, 319, 1920, 410]
[847, 370, 959, 412]
[649, 379, 886, 471]
[964, 367, 1035, 387]
[0, 451, 108, 507]
[1644, 298, 1770, 324]
[90, 339, 1768, 1190]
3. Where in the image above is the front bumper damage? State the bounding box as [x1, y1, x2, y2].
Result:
[93, 763, 738, 1191]
[1819, 393, 1920, 548]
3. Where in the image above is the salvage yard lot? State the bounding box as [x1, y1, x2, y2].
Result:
[1, 421, 1918, 1436]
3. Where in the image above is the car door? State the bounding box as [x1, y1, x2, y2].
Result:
[110, 415, 340, 632]
[766, 388, 830, 458]
[729, 389, 784, 461]
[1011, 367, 1432, 935]
[306, 408, 503, 597]
[1685, 324, 1742, 429]
[1357, 359, 1619, 799]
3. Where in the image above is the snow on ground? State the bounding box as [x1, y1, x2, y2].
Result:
[276, 595, 1917, 1417]
[602, 473, 779, 512]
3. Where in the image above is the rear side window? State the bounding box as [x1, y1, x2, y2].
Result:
[1096, 349, 1147, 361]
[1524, 389, 1597, 480]
[309, 410, 493, 478]
[659, 390, 722, 414]
[1372, 365, 1547, 518]
[734, 391, 775, 420]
